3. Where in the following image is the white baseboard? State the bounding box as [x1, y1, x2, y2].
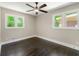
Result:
[1, 35, 36, 45]
[0, 35, 36, 54]
[36, 36, 79, 51]
[1, 35, 79, 53]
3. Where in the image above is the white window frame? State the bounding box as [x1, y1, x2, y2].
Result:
[52, 13, 64, 29]
[5, 14, 25, 29]
[52, 9, 79, 29]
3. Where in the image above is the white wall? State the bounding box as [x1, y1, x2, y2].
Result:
[1, 7, 36, 43]
[36, 3, 79, 47]
[0, 7, 1, 54]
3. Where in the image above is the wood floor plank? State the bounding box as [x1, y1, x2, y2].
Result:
[1, 37, 79, 56]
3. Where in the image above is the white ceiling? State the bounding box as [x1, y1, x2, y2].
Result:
[0, 2, 72, 16]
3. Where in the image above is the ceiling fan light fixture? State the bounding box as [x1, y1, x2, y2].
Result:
[34, 9, 39, 12]
[26, 2, 48, 15]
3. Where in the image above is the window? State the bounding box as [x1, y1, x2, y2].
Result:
[66, 13, 78, 27]
[16, 17, 24, 27]
[54, 16, 62, 27]
[53, 10, 79, 29]
[5, 14, 24, 28]
[7, 16, 15, 27]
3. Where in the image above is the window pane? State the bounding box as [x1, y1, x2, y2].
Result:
[7, 16, 15, 27]
[16, 17, 23, 27]
[66, 13, 78, 27]
[54, 16, 62, 27]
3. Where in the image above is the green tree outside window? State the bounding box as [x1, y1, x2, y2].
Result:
[7, 16, 15, 27]
[17, 17, 23, 27]
[55, 16, 61, 27]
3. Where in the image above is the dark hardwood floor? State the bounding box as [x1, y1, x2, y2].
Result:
[1, 37, 79, 56]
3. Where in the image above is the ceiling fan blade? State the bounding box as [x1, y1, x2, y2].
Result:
[26, 10, 34, 12]
[39, 4, 47, 8]
[39, 10, 48, 13]
[26, 4, 34, 8]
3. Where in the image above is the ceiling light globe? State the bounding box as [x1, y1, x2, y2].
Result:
[34, 9, 39, 12]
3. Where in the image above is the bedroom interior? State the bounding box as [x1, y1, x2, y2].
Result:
[0, 2, 79, 56]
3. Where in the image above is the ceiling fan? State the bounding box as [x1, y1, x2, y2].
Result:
[26, 2, 48, 15]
